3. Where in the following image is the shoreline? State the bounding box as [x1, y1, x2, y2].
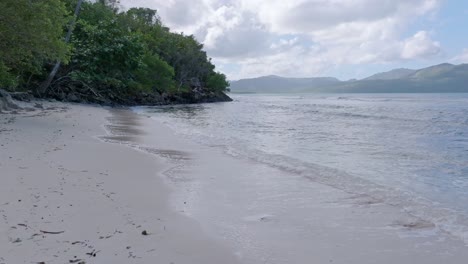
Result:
[132, 104, 468, 264]
[0, 101, 239, 263]
[2, 100, 468, 263]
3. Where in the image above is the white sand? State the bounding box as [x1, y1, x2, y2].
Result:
[2, 101, 468, 264]
[0, 102, 239, 264]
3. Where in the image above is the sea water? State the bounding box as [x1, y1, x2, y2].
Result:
[136, 93, 468, 248]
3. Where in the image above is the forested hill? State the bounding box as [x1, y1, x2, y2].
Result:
[229, 75, 341, 93]
[0, 0, 231, 105]
[230, 63, 468, 93]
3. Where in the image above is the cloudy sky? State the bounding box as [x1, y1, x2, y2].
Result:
[120, 0, 468, 80]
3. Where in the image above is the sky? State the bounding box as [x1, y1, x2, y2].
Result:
[120, 0, 468, 81]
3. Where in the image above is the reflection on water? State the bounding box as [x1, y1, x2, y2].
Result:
[101, 108, 144, 143]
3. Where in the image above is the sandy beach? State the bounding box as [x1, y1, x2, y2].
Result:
[0, 102, 238, 264]
[2, 0, 468, 262]
[2, 101, 468, 264]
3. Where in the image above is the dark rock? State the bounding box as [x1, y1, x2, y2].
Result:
[10, 92, 33, 102]
[0, 89, 20, 112]
[66, 93, 80, 102]
[57, 92, 66, 101]
[34, 82, 232, 107]
[189, 77, 202, 92]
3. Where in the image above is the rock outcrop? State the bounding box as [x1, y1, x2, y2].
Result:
[0, 89, 20, 112]
[42, 87, 232, 106]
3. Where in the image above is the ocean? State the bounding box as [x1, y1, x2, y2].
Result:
[135, 93, 468, 260]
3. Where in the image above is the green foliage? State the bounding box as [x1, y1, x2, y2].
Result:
[132, 53, 175, 93]
[1, 0, 229, 100]
[118, 6, 228, 93]
[125, 8, 161, 28]
[154, 33, 215, 90]
[0, 0, 70, 89]
[0, 62, 16, 88]
[207, 72, 230, 92]
[69, 18, 144, 89]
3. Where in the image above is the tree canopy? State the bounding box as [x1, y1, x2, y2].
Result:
[0, 0, 230, 103]
[0, 0, 69, 88]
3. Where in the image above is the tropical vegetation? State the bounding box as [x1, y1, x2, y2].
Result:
[0, 0, 230, 104]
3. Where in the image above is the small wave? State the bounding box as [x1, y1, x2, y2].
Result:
[134, 96, 468, 246]
[336, 112, 382, 119]
[156, 120, 468, 245]
[219, 145, 468, 245]
[141, 111, 468, 245]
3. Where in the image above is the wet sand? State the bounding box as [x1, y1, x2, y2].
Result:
[131, 107, 468, 264]
[0, 102, 239, 264]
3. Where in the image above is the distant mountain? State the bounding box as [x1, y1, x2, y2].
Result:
[229, 75, 341, 93]
[364, 68, 416, 80]
[406, 63, 459, 80]
[329, 63, 468, 93]
[229, 63, 468, 93]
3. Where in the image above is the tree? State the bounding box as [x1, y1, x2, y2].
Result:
[206, 72, 230, 92]
[67, 16, 145, 92]
[2, 0, 230, 103]
[40, 0, 85, 94]
[132, 53, 175, 93]
[125, 8, 160, 28]
[0, 0, 69, 90]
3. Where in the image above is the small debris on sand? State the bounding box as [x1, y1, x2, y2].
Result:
[40, 230, 65, 235]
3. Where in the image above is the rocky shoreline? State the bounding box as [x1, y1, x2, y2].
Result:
[0, 88, 232, 111]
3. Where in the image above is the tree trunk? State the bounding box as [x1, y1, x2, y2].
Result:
[39, 0, 84, 95]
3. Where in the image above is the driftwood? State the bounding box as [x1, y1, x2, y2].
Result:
[48, 75, 104, 102]
[86, 249, 100, 257]
[40, 230, 65, 235]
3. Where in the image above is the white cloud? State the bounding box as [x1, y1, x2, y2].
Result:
[195, 8, 272, 58]
[270, 37, 299, 50]
[451, 49, 468, 64]
[120, 0, 444, 79]
[215, 45, 327, 79]
[401, 31, 440, 59]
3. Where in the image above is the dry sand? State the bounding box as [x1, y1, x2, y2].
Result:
[0, 102, 239, 264]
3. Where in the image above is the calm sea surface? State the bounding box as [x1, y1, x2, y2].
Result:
[137, 93, 468, 243]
